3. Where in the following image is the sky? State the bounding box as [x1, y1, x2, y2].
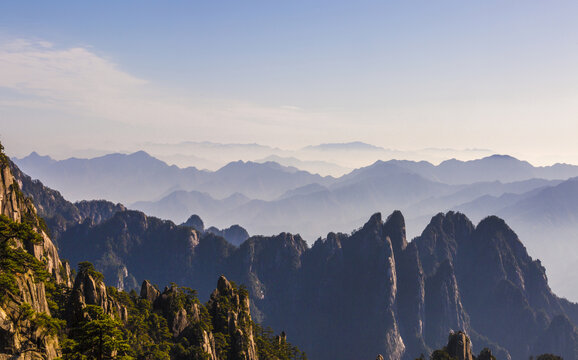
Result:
[1, 1, 577, 166]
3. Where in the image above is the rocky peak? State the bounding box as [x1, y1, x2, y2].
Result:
[183, 214, 205, 232]
[208, 275, 257, 360]
[217, 275, 235, 296]
[363, 212, 383, 232]
[415, 211, 474, 276]
[206, 224, 250, 246]
[68, 263, 127, 324]
[383, 210, 407, 254]
[472, 216, 530, 267]
[446, 331, 474, 360]
[140, 280, 160, 304]
[477, 348, 496, 360]
[154, 284, 194, 337]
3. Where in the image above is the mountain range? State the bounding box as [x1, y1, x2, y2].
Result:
[119, 141, 493, 173]
[14, 151, 578, 302]
[4, 152, 577, 359]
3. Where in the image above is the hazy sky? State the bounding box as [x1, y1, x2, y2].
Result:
[1, 1, 577, 165]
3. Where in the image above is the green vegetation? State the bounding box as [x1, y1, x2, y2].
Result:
[108, 286, 173, 360]
[61, 305, 133, 360]
[78, 261, 105, 283]
[534, 355, 563, 360]
[0, 141, 8, 166]
[427, 349, 455, 360]
[9, 302, 65, 355]
[254, 323, 307, 360]
[0, 214, 49, 304]
[0, 217, 306, 360]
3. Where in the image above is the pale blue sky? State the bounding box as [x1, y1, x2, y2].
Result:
[1, 1, 577, 165]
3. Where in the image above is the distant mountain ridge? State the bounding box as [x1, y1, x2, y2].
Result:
[302, 141, 387, 151]
[14, 151, 331, 203]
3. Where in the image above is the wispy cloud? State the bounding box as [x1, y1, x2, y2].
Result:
[0, 38, 341, 149]
[0, 39, 146, 109]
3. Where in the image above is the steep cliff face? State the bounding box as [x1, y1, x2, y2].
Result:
[0, 151, 71, 359]
[424, 260, 469, 349]
[293, 212, 406, 360]
[396, 242, 428, 358]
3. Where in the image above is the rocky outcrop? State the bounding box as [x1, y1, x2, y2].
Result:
[67, 264, 128, 324]
[140, 280, 160, 304]
[208, 275, 258, 360]
[141, 281, 218, 360]
[183, 214, 205, 232]
[446, 331, 474, 360]
[415, 211, 474, 277]
[476, 348, 496, 360]
[154, 284, 193, 337]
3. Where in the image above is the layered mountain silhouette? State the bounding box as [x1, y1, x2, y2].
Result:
[15, 151, 331, 203]
[15, 151, 578, 302]
[10, 156, 578, 360]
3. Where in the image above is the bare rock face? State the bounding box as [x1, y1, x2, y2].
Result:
[68, 264, 128, 324]
[425, 260, 470, 348]
[208, 275, 258, 360]
[446, 331, 474, 360]
[532, 315, 578, 360]
[155, 284, 191, 337]
[140, 280, 160, 304]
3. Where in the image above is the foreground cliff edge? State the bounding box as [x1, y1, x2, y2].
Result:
[2, 141, 578, 360]
[0, 144, 304, 360]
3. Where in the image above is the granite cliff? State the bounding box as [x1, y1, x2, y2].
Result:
[0, 146, 72, 359]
